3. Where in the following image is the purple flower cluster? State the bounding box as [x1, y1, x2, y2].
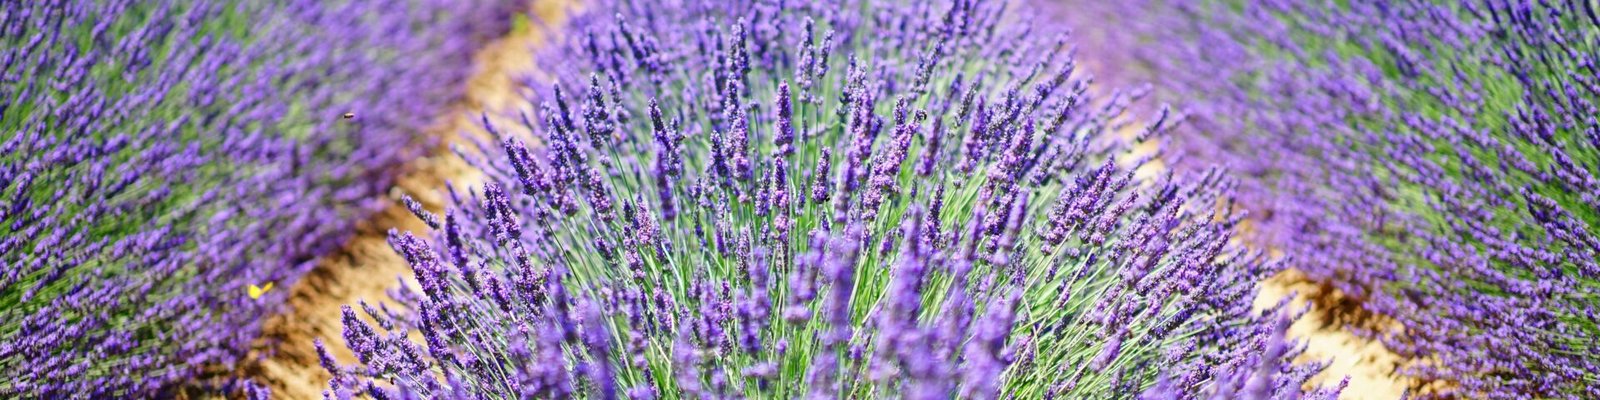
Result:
[0, 0, 515, 397]
[1052, 0, 1600, 397]
[327, 0, 1339, 398]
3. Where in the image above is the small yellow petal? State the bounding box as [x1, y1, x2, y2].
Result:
[248, 283, 273, 299]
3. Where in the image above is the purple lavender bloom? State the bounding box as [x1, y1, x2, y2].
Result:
[774, 80, 797, 157]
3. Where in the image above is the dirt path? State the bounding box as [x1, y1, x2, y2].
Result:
[238, 2, 568, 398]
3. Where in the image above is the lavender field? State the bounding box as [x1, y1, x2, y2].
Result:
[2, 0, 1595, 399]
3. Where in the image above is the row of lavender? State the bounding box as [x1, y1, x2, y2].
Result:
[1053, 0, 1600, 398]
[0, 0, 515, 397]
[324, 0, 1342, 398]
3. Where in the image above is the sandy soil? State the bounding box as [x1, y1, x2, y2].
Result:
[236, 2, 568, 398]
[1253, 269, 1416, 399]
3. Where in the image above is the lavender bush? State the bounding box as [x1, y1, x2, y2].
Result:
[1052, 0, 1600, 398]
[0, 0, 515, 397]
[326, 0, 1342, 398]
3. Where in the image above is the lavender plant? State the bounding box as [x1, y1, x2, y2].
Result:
[1053, 0, 1600, 397]
[327, 0, 1342, 398]
[0, 0, 515, 397]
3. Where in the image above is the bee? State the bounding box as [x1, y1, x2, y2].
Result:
[342, 112, 356, 119]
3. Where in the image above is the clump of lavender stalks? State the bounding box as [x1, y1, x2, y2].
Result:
[1052, 0, 1600, 397]
[328, 0, 1342, 398]
[0, 0, 515, 397]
